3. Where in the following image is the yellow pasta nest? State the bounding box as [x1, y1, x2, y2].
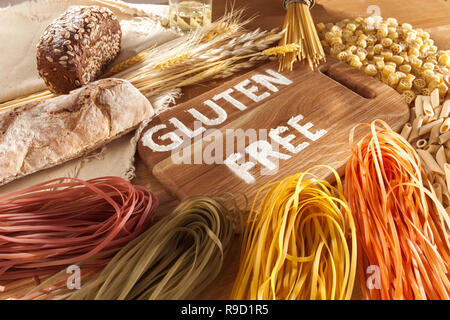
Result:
[231, 166, 357, 300]
[318, 17, 449, 104]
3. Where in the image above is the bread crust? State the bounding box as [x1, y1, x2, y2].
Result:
[36, 6, 122, 94]
[0, 79, 153, 186]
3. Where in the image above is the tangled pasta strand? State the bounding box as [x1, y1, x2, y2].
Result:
[231, 166, 357, 300]
[26, 195, 240, 300]
[0, 177, 158, 283]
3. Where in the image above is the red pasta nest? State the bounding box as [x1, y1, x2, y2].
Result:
[0, 176, 158, 281]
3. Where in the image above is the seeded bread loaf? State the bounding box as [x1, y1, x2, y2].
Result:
[0, 78, 153, 186]
[36, 6, 122, 94]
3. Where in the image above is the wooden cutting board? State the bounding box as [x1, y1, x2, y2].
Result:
[138, 57, 409, 204]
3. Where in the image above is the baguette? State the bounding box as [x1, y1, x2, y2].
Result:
[0, 78, 153, 186]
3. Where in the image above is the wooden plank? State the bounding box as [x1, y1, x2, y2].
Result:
[138, 58, 410, 206]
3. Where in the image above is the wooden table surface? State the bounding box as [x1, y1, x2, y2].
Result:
[1, 0, 449, 300]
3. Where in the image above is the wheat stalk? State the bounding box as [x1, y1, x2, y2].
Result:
[213, 61, 255, 79]
[130, 42, 295, 96]
[153, 52, 194, 70]
[0, 90, 54, 112]
[102, 51, 152, 78]
[125, 31, 286, 95]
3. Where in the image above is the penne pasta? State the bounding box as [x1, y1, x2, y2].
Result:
[431, 88, 440, 108]
[414, 95, 423, 118]
[417, 149, 445, 175]
[400, 122, 412, 140]
[430, 124, 442, 144]
[419, 118, 444, 136]
[439, 131, 450, 144]
[422, 95, 431, 106]
[436, 146, 447, 171]
[425, 144, 440, 154]
[429, 113, 438, 122]
[442, 192, 450, 207]
[433, 183, 443, 203]
[434, 106, 442, 119]
[445, 164, 450, 195]
[435, 175, 448, 194]
[409, 107, 416, 123]
[440, 100, 450, 118]
[422, 98, 434, 117]
[410, 94, 450, 205]
[409, 116, 424, 141]
[440, 117, 450, 134]
[422, 115, 430, 125]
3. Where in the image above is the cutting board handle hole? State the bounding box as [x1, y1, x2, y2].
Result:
[319, 64, 377, 99]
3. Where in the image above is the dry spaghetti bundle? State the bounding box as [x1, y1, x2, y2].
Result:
[279, 0, 325, 70]
[345, 120, 450, 300]
[0, 177, 158, 282]
[26, 195, 239, 300]
[231, 166, 357, 300]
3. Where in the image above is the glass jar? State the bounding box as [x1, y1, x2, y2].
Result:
[169, 0, 212, 34]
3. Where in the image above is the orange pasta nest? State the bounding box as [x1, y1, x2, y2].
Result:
[345, 120, 450, 300]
